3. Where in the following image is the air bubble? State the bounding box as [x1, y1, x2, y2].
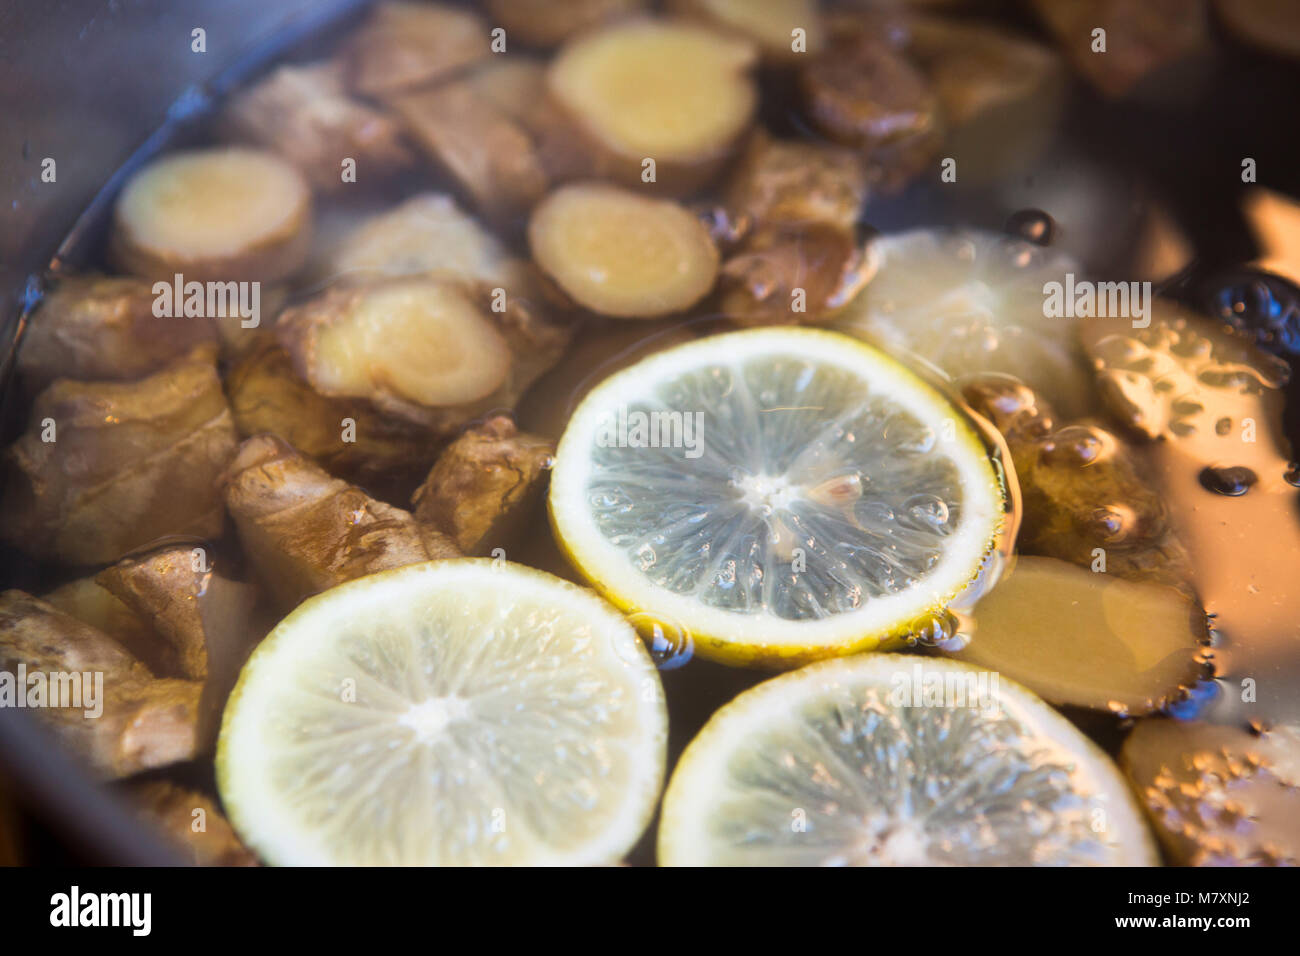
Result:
[1198, 465, 1257, 497]
[904, 494, 950, 532]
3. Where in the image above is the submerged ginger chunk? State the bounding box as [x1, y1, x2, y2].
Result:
[800, 24, 940, 190]
[222, 435, 459, 609]
[0, 591, 202, 778]
[125, 781, 258, 867]
[718, 134, 870, 325]
[226, 344, 440, 488]
[220, 61, 414, 192]
[0, 347, 238, 565]
[343, 1, 490, 96]
[412, 416, 554, 557]
[386, 80, 550, 222]
[276, 275, 569, 428]
[17, 275, 217, 393]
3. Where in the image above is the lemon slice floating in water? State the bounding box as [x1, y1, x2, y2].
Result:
[549, 327, 1006, 667]
[833, 228, 1093, 417]
[217, 560, 667, 866]
[658, 654, 1157, 866]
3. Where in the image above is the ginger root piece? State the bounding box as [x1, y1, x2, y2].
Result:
[800, 23, 941, 191]
[226, 344, 439, 487]
[344, 1, 489, 97]
[17, 275, 217, 393]
[1122, 719, 1300, 866]
[905, 16, 1063, 130]
[547, 19, 758, 194]
[1028, 0, 1209, 99]
[412, 416, 553, 557]
[461, 59, 595, 184]
[222, 435, 459, 608]
[110, 147, 312, 283]
[0, 591, 202, 778]
[96, 548, 225, 681]
[276, 276, 567, 427]
[386, 81, 549, 222]
[725, 133, 867, 234]
[219, 61, 414, 192]
[718, 134, 871, 326]
[0, 347, 238, 565]
[719, 223, 872, 326]
[98, 547, 261, 745]
[486, 0, 645, 48]
[42, 577, 179, 678]
[946, 556, 1211, 717]
[903, 15, 1064, 183]
[324, 193, 523, 288]
[125, 781, 258, 867]
[963, 374, 1194, 594]
[670, 0, 825, 62]
[529, 182, 719, 318]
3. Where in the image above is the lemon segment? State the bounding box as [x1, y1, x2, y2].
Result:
[548, 327, 1006, 667]
[217, 560, 667, 866]
[658, 654, 1158, 866]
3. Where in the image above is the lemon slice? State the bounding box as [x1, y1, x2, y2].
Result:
[216, 560, 667, 866]
[833, 228, 1094, 417]
[548, 327, 1005, 667]
[659, 654, 1157, 866]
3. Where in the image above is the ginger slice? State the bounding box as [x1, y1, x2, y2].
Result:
[412, 416, 554, 557]
[486, 0, 645, 48]
[0, 591, 203, 778]
[276, 277, 512, 421]
[947, 556, 1210, 717]
[0, 346, 238, 565]
[222, 435, 459, 609]
[17, 275, 217, 393]
[125, 781, 258, 867]
[547, 19, 758, 193]
[529, 182, 719, 318]
[343, 1, 489, 97]
[1122, 719, 1300, 865]
[386, 81, 549, 221]
[110, 147, 312, 282]
[670, 0, 825, 62]
[324, 193, 519, 287]
[219, 61, 414, 192]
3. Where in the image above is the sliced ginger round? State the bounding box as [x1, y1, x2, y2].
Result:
[947, 556, 1210, 716]
[673, 0, 825, 61]
[529, 183, 719, 318]
[276, 278, 510, 417]
[111, 147, 311, 282]
[547, 19, 757, 189]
